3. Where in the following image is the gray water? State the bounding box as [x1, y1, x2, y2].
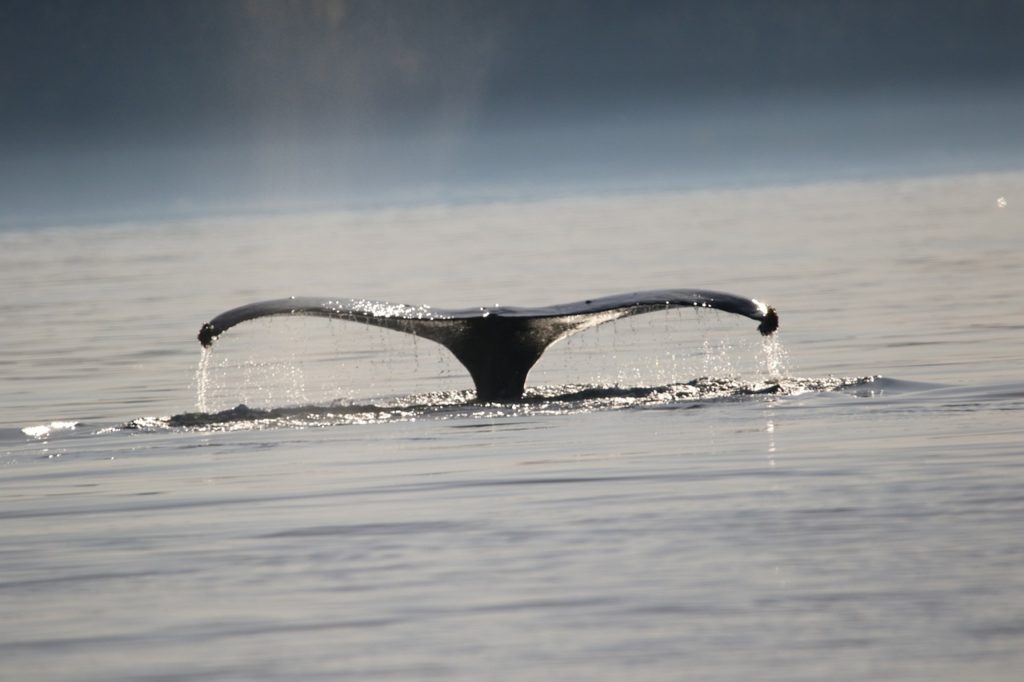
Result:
[2, 173, 1023, 680]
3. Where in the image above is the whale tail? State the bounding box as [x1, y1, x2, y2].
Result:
[197, 289, 778, 402]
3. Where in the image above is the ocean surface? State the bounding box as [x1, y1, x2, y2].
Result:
[2, 172, 1023, 681]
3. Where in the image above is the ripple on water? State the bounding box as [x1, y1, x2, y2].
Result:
[119, 376, 880, 433]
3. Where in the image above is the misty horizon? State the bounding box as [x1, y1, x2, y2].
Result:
[3, 0, 1023, 226]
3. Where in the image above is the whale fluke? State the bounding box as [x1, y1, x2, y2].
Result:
[197, 289, 778, 402]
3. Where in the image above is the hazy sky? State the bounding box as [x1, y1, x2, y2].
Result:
[3, 0, 1023, 224]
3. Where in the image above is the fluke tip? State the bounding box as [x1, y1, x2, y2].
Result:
[758, 306, 779, 336]
[198, 323, 217, 347]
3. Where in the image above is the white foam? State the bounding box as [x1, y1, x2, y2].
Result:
[22, 421, 80, 439]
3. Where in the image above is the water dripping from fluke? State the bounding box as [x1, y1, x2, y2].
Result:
[194, 346, 212, 413]
[758, 333, 790, 381]
[194, 289, 780, 402]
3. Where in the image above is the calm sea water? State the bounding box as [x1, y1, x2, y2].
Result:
[2, 173, 1023, 681]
